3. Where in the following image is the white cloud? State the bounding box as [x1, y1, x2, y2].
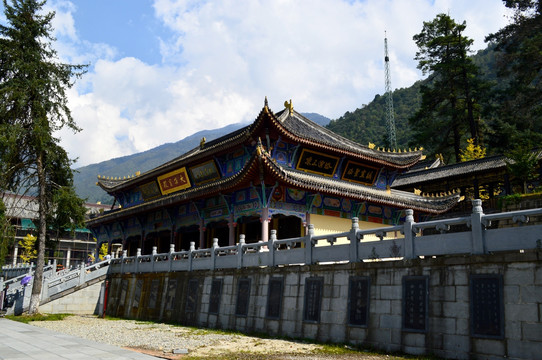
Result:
[49, 0, 511, 167]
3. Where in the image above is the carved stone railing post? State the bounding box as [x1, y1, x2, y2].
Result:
[136, 248, 141, 273]
[269, 230, 277, 267]
[152, 246, 157, 272]
[211, 238, 219, 270]
[169, 243, 175, 272]
[121, 250, 127, 274]
[349, 217, 360, 263]
[404, 209, 415, 259]
[471, 199, 485, 254]
[237, 234, 245, 269]
[305, 224, 315, 265]
[189, 242, 195, 271]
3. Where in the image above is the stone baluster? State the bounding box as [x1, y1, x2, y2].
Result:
[349, 217, 360, 263]
[237, 234, 245, 269]
[189, 242, 195, 271]
[471, 199, 485, 254]
[403, 210, 415, 259]
[304, 224, 315, 265]
[211, 238, 219, 270]
[269, 230, 277, 267]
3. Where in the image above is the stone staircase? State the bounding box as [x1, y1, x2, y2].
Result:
[1, 259, 110, 316]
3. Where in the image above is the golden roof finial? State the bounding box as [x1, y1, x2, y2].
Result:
[200, 137, 206, 150]
[135, 171, 141, 176]
[284, 99, 293, 115]
[368, 142, 376, 149]
[414, 188, 422, 195]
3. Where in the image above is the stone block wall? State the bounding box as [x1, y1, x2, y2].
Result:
[40, 281, 103, 315]
[105, 251, 542, 360]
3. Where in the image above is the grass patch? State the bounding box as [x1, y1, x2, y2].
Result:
[5, 313, 71, 324]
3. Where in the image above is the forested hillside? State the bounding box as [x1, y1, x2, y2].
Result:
[327, 83, 421, 150]
[327, 47, 496, 153]
[328, 0, 541, 163]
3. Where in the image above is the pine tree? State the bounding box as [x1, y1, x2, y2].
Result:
[0, 0, 87, 314]
[410, 14, 485, 163]
[485, 0, 542, 151]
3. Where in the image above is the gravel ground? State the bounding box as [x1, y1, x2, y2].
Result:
[30, 315, 390, 359]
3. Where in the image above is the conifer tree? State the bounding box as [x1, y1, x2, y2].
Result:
[410, 14, 485, 163]
[485, 0, 542, 150]
[0, 0, 87, 313]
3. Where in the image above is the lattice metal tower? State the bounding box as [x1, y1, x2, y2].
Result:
[384, 32, 397, 150]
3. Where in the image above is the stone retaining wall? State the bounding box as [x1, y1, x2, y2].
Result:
[40, 281, 103, 315]
[105, 251, 542, 360]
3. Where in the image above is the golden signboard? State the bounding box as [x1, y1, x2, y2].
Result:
[296, 149, 339, 177]
[139, 181, 161, 201]
[189, 160, 221, 186]
[157, 167, 191, 195]
[341, 160, 379, 185]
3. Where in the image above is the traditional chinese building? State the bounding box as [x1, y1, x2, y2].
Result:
[87, 99, 461, 256]
[1, 193, 110, 267]
[392, 152, 542, 214]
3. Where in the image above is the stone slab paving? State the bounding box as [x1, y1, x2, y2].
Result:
[0, 318, 160, 360]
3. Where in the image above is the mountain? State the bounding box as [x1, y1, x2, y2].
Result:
[74, 113, 330, 203]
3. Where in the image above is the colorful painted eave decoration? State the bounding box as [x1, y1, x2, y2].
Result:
[157, 167, 192, 195]
[296, 148, 339, 177]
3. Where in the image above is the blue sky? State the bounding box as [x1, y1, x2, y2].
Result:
[1, 0, 512, 168]
[70, 0, 169, 65]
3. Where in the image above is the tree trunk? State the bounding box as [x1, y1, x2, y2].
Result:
[28, 152, 47, 314]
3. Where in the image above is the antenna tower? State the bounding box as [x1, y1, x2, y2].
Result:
[384, 32, 397, 149]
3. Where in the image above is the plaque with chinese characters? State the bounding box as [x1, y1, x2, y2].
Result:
[185, 279, 199, 313]
[133, 279, 143, 309]
[402, 276, 428, 332]
[157, 167, 192, 195]
[266, 278, 284, 319]
[470, 274, 503, 338]
[303, 277, 323, 322]
[348, 277, 370, 326]
[148, 279, 159, 309]
[189, 160, 221, 186]
[165, 280, 177, 311]
[139, 181, 161, 201]
[296, 149, 339, 177]
[235, 278, 251, 316]
[209, 279, 223, 314]
[341, 160, 379, 185]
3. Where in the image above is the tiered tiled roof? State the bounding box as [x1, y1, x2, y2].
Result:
[96, 101, 425, 193]
[274, 109, 424, 168]
[89, 141, 461, 225]
[392, 155, 508, 187]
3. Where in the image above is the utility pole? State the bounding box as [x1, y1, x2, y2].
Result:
[384, 32, 397, 150]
